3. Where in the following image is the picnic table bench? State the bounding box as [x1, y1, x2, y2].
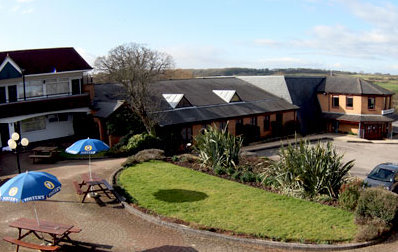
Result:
[4, 217, 81, 252]
[3, 236, 60, 251]
[73, 173, 125, 203]
[29, 147, 58, 164]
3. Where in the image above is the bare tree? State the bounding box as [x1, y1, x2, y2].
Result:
[95, 43, 174, 134]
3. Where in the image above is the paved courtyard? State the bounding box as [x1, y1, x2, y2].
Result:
[0, 140, 398, 251]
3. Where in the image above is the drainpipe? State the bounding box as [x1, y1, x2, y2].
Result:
[22, 69, 26, 101]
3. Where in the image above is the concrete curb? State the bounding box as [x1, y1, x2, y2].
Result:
[110, 167, 382, 251]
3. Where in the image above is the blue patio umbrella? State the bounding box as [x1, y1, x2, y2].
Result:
[65, 138, 109, 179]
[0, 171, 62, 225]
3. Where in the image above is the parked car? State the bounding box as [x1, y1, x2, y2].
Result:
[364, 163, 398, 192]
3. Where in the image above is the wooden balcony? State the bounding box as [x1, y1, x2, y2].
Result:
[0, 93, 90, 119]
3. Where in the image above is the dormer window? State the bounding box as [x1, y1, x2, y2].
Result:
[212, 90, 241, 103]
[162, 94, 192, 109]
[0, 56, 23, 80]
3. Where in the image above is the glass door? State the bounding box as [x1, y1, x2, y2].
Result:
[0, 87, 6, 103]
[8, 85, 17, 102]
[71, 79, 81, 95]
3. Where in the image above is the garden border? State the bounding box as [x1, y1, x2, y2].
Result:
[110, 167, 383, 251]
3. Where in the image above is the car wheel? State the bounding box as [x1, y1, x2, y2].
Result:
[392, 183, 398, 193]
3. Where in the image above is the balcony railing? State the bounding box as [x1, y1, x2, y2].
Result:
[0, 93, 90, 119]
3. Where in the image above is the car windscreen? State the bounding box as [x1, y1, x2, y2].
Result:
[368, 167, 395, 182]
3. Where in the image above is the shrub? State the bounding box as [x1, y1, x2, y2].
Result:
[231, 171, 241, 181]
[262, 138, 355, 199]
[339, 179, 363, 211]
[109, 133, 162, 157]
[355, 218, 390, 242]
[240, 171, 257, 183]
[124, 133, 160, 151]
[262, 176, 278, 187]
[214, 166, 226, 175]
[355, 187, 398, 225]
[122, 149, 165, 167]
[194, 125, 242, 170]
[105, 106, 145, 136]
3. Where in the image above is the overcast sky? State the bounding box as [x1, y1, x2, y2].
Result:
[1, 0, 397, 74]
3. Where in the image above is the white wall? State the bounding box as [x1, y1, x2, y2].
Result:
[20, 114, 74, 143]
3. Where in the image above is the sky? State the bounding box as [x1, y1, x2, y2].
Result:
[0, 0, 398, 74]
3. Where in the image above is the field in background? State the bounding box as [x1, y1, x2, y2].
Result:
[354, 74, 398, 109]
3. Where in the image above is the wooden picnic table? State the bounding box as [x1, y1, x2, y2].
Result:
[32, 146, 58, 153]
[5, 217, 81, 251]
[74, 173, 113, 203]
[29, 146, 58, 164]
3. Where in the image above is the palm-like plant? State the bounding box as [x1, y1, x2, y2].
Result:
[194, 124, 242, 170]
[263, 138, 355, 199]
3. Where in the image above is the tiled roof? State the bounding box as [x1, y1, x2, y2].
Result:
[149, 77, 298, 126]
[317, 76, 394, 95]
[322, 112, 394, 122]
[0, 47, 92, 75]
[237, 76, 293, 103]
[151, 98, 298, 126]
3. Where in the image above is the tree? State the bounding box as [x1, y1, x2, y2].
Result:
[95, 43, 174, 134]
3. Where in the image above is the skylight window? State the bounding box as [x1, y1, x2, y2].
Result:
[162, 94, 191, 109]
[212, 90, 241, 103]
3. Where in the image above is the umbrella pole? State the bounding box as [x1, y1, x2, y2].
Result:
[33, 202, 40, 226]
[89, 154, 92, 180]
[88, 154, 95, 197]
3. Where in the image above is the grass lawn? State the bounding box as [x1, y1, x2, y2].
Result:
[118, 160, 357, 243]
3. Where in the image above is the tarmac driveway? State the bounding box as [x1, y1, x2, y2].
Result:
[253, 138, 398, 179]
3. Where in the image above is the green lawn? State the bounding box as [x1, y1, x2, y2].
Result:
[375, 82, 398, 93]
[118, 161, 357, 243]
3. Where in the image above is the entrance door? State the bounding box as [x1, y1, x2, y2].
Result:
[8, 85, 17, 102]
[364, 124, 384, 140]
[0, 87, 6, 103]
[71, 79, 81, 95]
[331, 121, 339, 133]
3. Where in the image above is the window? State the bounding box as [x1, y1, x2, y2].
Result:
[368, 97, 375, 110]
[21, 116, 46, 132]
[346, 96, 353, 109]
[181, 127, 192, 142]
[276, 113, 283, 124]
[219, 121, 227, 131]
[8, 85, 17, 102]
[48, 113, 69, 123]
[201, 124, 209, 134]
[250, 116, 257, 126]
[0, 87, 5, 103]
[71, 79, 81, 95]
[264, 115, 270, 131]
[332, 96, 339, 108]
[384, 96, 390, 110]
